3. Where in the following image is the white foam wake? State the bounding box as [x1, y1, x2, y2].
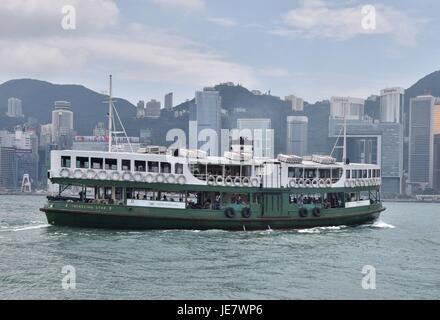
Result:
[13, 224, 50, 232]
[371, 220, 396, 229]
[297, 225, 346, 234]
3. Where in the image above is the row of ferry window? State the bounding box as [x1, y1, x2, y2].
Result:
[287, 167, 342, 179]
[345, 169, 381, 179]
[61, 156, 184, 174]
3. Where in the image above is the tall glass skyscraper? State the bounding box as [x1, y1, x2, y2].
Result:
[195, 88, 221, 156]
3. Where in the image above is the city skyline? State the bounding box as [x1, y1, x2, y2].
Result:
[0, 0, 439, 105]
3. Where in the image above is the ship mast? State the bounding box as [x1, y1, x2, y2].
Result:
[342, 102, 347, 164]
[108, 75, 113, 152]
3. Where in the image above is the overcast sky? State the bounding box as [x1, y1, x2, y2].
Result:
[0, 0, 438, 106]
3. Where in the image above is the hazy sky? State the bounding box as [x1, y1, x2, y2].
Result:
[0, 0, 438, 106]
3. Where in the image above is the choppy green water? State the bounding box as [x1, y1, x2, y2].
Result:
[0, 195, 439, 299]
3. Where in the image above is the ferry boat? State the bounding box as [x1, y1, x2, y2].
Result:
[40, 77, 385, 230]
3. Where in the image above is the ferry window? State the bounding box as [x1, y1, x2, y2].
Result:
[368, 169, 371, 178]
[135, 160, 146, 172]
[105, 158, 117, 170]
[378, 169, 381, 177]
[319, 169, 331, 179]
[332, 168, 342, 179]
[304, 168, 316, 179]
[346, 170, 351, 179]
[122, 159, 131, 171]
[288, 167, 295, 178]
[363, 170, 367, 178]
[91, 158, 103, 169]
[175, 163, 183, 174]
[148, 161, 159, 173]
[358, 170, 363, 178]
[61, 156, 71, 168]
[76, 157, 89, 169]
[161, 162, 171, 173]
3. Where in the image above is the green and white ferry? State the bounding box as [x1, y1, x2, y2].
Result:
[40, 77, 385, 230]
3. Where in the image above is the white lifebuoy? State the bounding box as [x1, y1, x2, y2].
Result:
[344, 180, 350, 188]
[251, 177, 259, 187]
[216, 176, 224, 185]
[145, 174, 154, 183]
[325, 179, 332, 188]
[167, 174, 176, 184]
[123, 171, 132, 181]
[234, 177, 242, 186]
[318, 179, 325, 188]
[225, 176, 233, 186]
[111, 171, 120, 181]
[86, 169, 96, 179]
[288, 179, 297, 188]
[207, 175, 216, 186]
[177, 175, 186, 185]
[155, 174, 165, 183]
[98, 171, 108, 180]
[73, 169, 84, 179]
[298, 179, 305, 187]
[312, 179, 319, 188]
[59, 168, 70, 178]
[304, 179, 311, 188]
[133, 172, 143, 182]
[242, 177, 250, 186]
[355, 179, 361, 187]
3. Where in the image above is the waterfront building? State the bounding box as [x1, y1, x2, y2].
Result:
[286, 116, 308, 156]
[136, 100, 145, 118]
[195, 88, 221, 155]
[408, 96, 440, 193]
[434, 134, 440, 193]
[39, 124, 53, 147]
[380, 87, 404, 123]
[236, 118, 274, 158]
[0, 147, 17, 190]
[330, 97, 365, 120]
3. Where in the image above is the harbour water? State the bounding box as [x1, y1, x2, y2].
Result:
[0, 195, 439, 299]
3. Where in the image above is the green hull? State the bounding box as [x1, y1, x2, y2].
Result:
[41, 202, 384, 231]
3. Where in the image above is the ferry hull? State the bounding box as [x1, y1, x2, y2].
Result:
[41, 204, 384, 231]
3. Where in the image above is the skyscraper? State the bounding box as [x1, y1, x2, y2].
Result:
[164, 92, 173, 109]
[136, 100, 145, 118]
[285, 95, 304, 112]
[330, 97, 365, 120]
[145, 99, 161, 118]
[408, 95, 440, 193]
[237, 118, 274, 158]
[380, 87, 404, 123]
[286, 116, 308, 156]
[51, 101, 74, 149]
[195, 88, 221, 155]
[7, 97, 23, 118]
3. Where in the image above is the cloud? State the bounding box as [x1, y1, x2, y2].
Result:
[271, 0, 427, 46]
[258, 67, 289, 78]
[151, 0, 205, 12]
[0, 0, 119, 37]
[206, 17, 238, 28]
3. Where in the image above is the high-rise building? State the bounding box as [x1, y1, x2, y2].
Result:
[236, 118, 274, 158]
[434, 134, 440, 193]
[0, 147, 17, 190]
[408, 95, 440, 193]
[145, 99, 161, 118]
[136, 100, 145, 118]
[380, 87, 404, 123]
[330, 97, 365, 120]
[7, 97, 23, 118]
[328, 118, 404, 194]
[93, 122, 107, 137]
[286, 116, 308, 156]
[285, 95, 304, 112]
[52, 101, 74, 149]
[39, 124, 53, 147]
[164, 92, 173, 109]
[195, 88, 221, 155]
